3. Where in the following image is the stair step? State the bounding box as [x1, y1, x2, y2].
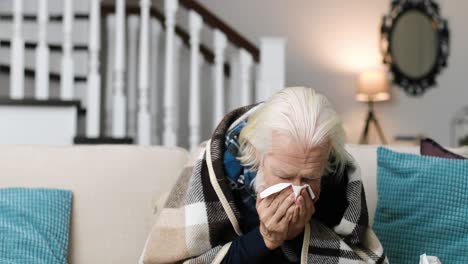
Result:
[74, 136, 134, 145]
[0, 14, 89, 21]
[0, 65, 87, 83]
[0, 98, 86, 115]
[0, 40, 88, 52]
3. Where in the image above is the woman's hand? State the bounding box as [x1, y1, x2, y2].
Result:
[286, 188, 315, 240]
[256, 187, 296, 250]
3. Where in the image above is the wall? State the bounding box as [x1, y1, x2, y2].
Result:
[199, 0, 468, 146]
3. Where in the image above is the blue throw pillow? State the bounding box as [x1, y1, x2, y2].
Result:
[373, 147, 468, 264]
[0, 188, 72, 264]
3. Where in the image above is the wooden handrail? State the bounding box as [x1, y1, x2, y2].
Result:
[179, 0, 260, 62]
[101, 4, 230, 77]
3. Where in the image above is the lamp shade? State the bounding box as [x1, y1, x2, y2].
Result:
[356, 69, 390, 102]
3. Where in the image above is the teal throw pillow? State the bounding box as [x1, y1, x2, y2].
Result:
[0, 188, 72, 264]
[373, 147, 468, 264]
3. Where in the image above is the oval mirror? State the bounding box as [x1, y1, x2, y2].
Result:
[381, 0, 449, 96]
[392, 11, 437, 79]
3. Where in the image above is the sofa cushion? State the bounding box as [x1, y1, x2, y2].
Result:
[373, 147, 468, 264]
[0, 188, 72, 264]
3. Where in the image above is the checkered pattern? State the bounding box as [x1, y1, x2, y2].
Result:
[0, 188, 72, 264]
[374, 147, 468, 264]
[141, 104, 387, 264]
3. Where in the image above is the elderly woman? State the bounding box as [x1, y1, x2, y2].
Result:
[140, 87, 387, 264]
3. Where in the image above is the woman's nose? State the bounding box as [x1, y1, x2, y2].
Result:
[292, 178, 303, 186]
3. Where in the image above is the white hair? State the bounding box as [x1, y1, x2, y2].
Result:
[238, 87, 351, 191]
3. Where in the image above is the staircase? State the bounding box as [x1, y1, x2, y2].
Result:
[0, 0, 285, 150]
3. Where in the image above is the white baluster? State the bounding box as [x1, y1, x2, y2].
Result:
[61, 0, 74, 99]
[105, 15, 115, 136]
[239, 49, 253, 106]
[188, 11, 202, 151]
[173, 36, 182, 142]
[257, 37, 286, 102]
[35, 0, 49, 100]
[149, 18, 162, 145]
[213, 29, 227, 128]
[127, 15, 139, 138]
[137, 0, 151, 145]
[162, 0, 178, 147]
[112, 0, 126, 138]
[10, 0, 24, 99]
[86, 0, 101, 137]
[228, 53, 240, 109]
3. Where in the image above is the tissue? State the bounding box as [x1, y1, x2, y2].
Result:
[259, 183, 315, 200]
[420, 254, 442, 264]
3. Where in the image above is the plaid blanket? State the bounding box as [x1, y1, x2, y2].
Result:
[140, 104, 388, 264]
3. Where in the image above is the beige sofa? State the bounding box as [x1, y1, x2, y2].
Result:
[0, 143, 437, 263]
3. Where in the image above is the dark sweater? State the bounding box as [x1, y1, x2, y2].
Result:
[221, 189, 303, 264]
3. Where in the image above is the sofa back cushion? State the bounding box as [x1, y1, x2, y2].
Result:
[0, 145, 189, 264]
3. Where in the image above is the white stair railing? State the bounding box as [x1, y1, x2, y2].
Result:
[228, 52, 238, 109]
[257, 38, 286, 102]
[149, 18, 162, 145]
[188, 10, 202, 151]
[172, 36, 182, 144]
[0, 0, 282, 146]
[10, 0, 24, 99]
[213, 29, 227, 128]
[162, 0, 178, 147]
[0, 0, 286, 149]
[60, 0, 74, 100]
[112, 0, 127, 138]
[137, 0, 151, 145]
[86, 0, 102, 138]
[99, 0, 285, 149]
[105, 14, 116, 136]
[35, 0, 49, 100]
[127, 15, 139, 138]
[239, 49, 253, 106]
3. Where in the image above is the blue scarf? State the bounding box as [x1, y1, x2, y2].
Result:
[223, 118, 259, 229]
[223, 119, 257, 191]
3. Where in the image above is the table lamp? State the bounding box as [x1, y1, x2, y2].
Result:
[356, 69, 390, 144]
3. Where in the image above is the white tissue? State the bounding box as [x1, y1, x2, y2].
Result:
[420, 254, 442, 264]
[259, 183, 315, 200]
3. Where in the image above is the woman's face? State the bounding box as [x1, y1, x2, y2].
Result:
[258, 132, 330, 202]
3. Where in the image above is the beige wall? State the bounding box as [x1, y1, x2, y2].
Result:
[199, 0, 468, 146]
